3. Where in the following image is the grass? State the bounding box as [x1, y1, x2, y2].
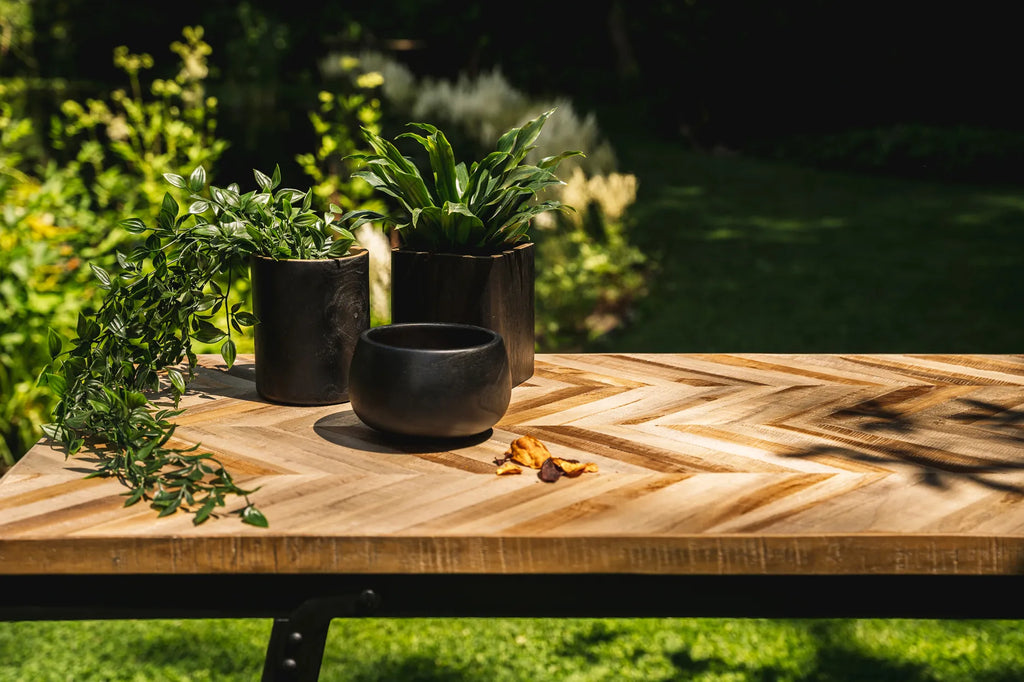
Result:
[597, 133, 1024, 353]
[4, 618, 1024, 681]
[3, 128, 1023, 680]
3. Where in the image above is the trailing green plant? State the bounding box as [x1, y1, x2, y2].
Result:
[40, 165, 355, 525]
[0, 27, 231, 466]
[341, 108, 582, 255]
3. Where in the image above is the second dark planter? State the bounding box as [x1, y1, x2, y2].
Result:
[250, 248, 369, 405]
[390, 242, 535, 386]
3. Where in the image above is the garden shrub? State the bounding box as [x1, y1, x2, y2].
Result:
[1, 26, 388, 463]
[0, 27, 229, 464]
[296, 56, 390, 325]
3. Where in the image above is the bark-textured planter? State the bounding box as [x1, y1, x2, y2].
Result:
[251, 248, 369, 405]
[390, 242, 534, 385]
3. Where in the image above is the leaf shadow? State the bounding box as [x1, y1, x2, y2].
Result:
[552, 621, 621, 664]
[778, 395, 1024, 495]
[663, 620, 1024, 682]
[328, 654, 478, 682]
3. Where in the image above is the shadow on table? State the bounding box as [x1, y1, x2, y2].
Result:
[777, 396, 1024, 495]
[312, 411, 493, 456]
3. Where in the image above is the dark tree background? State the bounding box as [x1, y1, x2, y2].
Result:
[6, 0, 1022, 182]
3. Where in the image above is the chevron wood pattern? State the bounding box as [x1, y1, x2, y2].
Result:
[2, 353, 1023, 576]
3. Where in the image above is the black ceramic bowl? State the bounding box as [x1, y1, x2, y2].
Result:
[348, 323, 512, 439]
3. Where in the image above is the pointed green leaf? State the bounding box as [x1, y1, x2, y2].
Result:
[41, 372, 67, 396]
[120, 217, 148, 234]
[187, 165, 207, 193]
[163, 173, 187, 189]
[167, 367, 187, 395]
[233, 312, 258, 327]
[254, 168, 272, 191]
[89, 263, 111, 289]
[47, 328, 64, 358]
[160, 192, 179, 220]
[221, 338, 237, 368]
[241, 505, 269, 528]
[193, 498, 217, 524]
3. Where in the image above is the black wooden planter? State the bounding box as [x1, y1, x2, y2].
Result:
[250, 249, 369, 405]
[390, 242, 534, 386]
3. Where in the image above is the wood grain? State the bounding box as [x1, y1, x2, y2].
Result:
[2, 353, 1023, 576]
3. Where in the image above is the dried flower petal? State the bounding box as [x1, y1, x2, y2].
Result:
[539, 457, 563, 483]
[508, 435, 551, 469]
[495, 461, 523, 476]
[552, 457, 588, 477]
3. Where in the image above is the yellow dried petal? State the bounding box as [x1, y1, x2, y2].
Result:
[508, 435, 551, 469]
[495, 461, 523, 476]
[552, 457, 588, 476]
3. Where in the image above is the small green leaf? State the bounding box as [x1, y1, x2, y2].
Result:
[194, 294, 220, 312]
[241, 505, 269, 528]
[120, 217, 148, 234]
[47, 327, 64, 358]
[41, 372, 67, 396]
[187, 165, 207, 193]
[220, 338, 237, 368]
[163, 173, 187, 189]
[157, 498, 181, 517]
[193, 498, 217, 525]
[76, 312, 90, 340]
[188, 200, 210, 215]
[89, 263, 111, 289]
[233, 311, 258, 327]
[328, 239, 352, 257]
[254, 169, 272, 191]
[160, 192, 179, 219]
[192, 319, 226, 344]
[167, 367, 187, 394]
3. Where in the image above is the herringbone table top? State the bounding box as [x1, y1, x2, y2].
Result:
[2, 353, 1024, 576]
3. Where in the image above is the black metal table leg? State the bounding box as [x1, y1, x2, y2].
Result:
[261, 590, 380, 682]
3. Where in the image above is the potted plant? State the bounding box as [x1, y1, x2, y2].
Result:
[41, 165, 367, 525]
[190, 166, 369, 405]
[341, 108, 582, 385]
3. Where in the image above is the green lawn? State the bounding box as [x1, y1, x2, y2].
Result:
[600, 136, 1024, 353]
[3, 133, 1023, 680]
[4, 617, 1024, 681]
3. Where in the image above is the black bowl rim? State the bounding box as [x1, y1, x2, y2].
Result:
[359, 322, 505, 354]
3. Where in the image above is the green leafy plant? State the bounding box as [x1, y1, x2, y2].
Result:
[342, 108, 582, 254]
[41, 166, 355, 525]
[0, 27, 233, 467]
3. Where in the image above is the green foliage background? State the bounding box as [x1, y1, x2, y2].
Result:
[0, 11, 648, 465]
[2, 3, 1024, 681]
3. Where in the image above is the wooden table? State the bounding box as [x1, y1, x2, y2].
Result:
[3, 353, 1024, 680]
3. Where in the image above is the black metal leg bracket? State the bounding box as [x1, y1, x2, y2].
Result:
[261, 589, 381, 682]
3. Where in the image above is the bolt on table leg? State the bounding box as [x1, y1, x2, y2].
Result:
[261, 590, 380, 682]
